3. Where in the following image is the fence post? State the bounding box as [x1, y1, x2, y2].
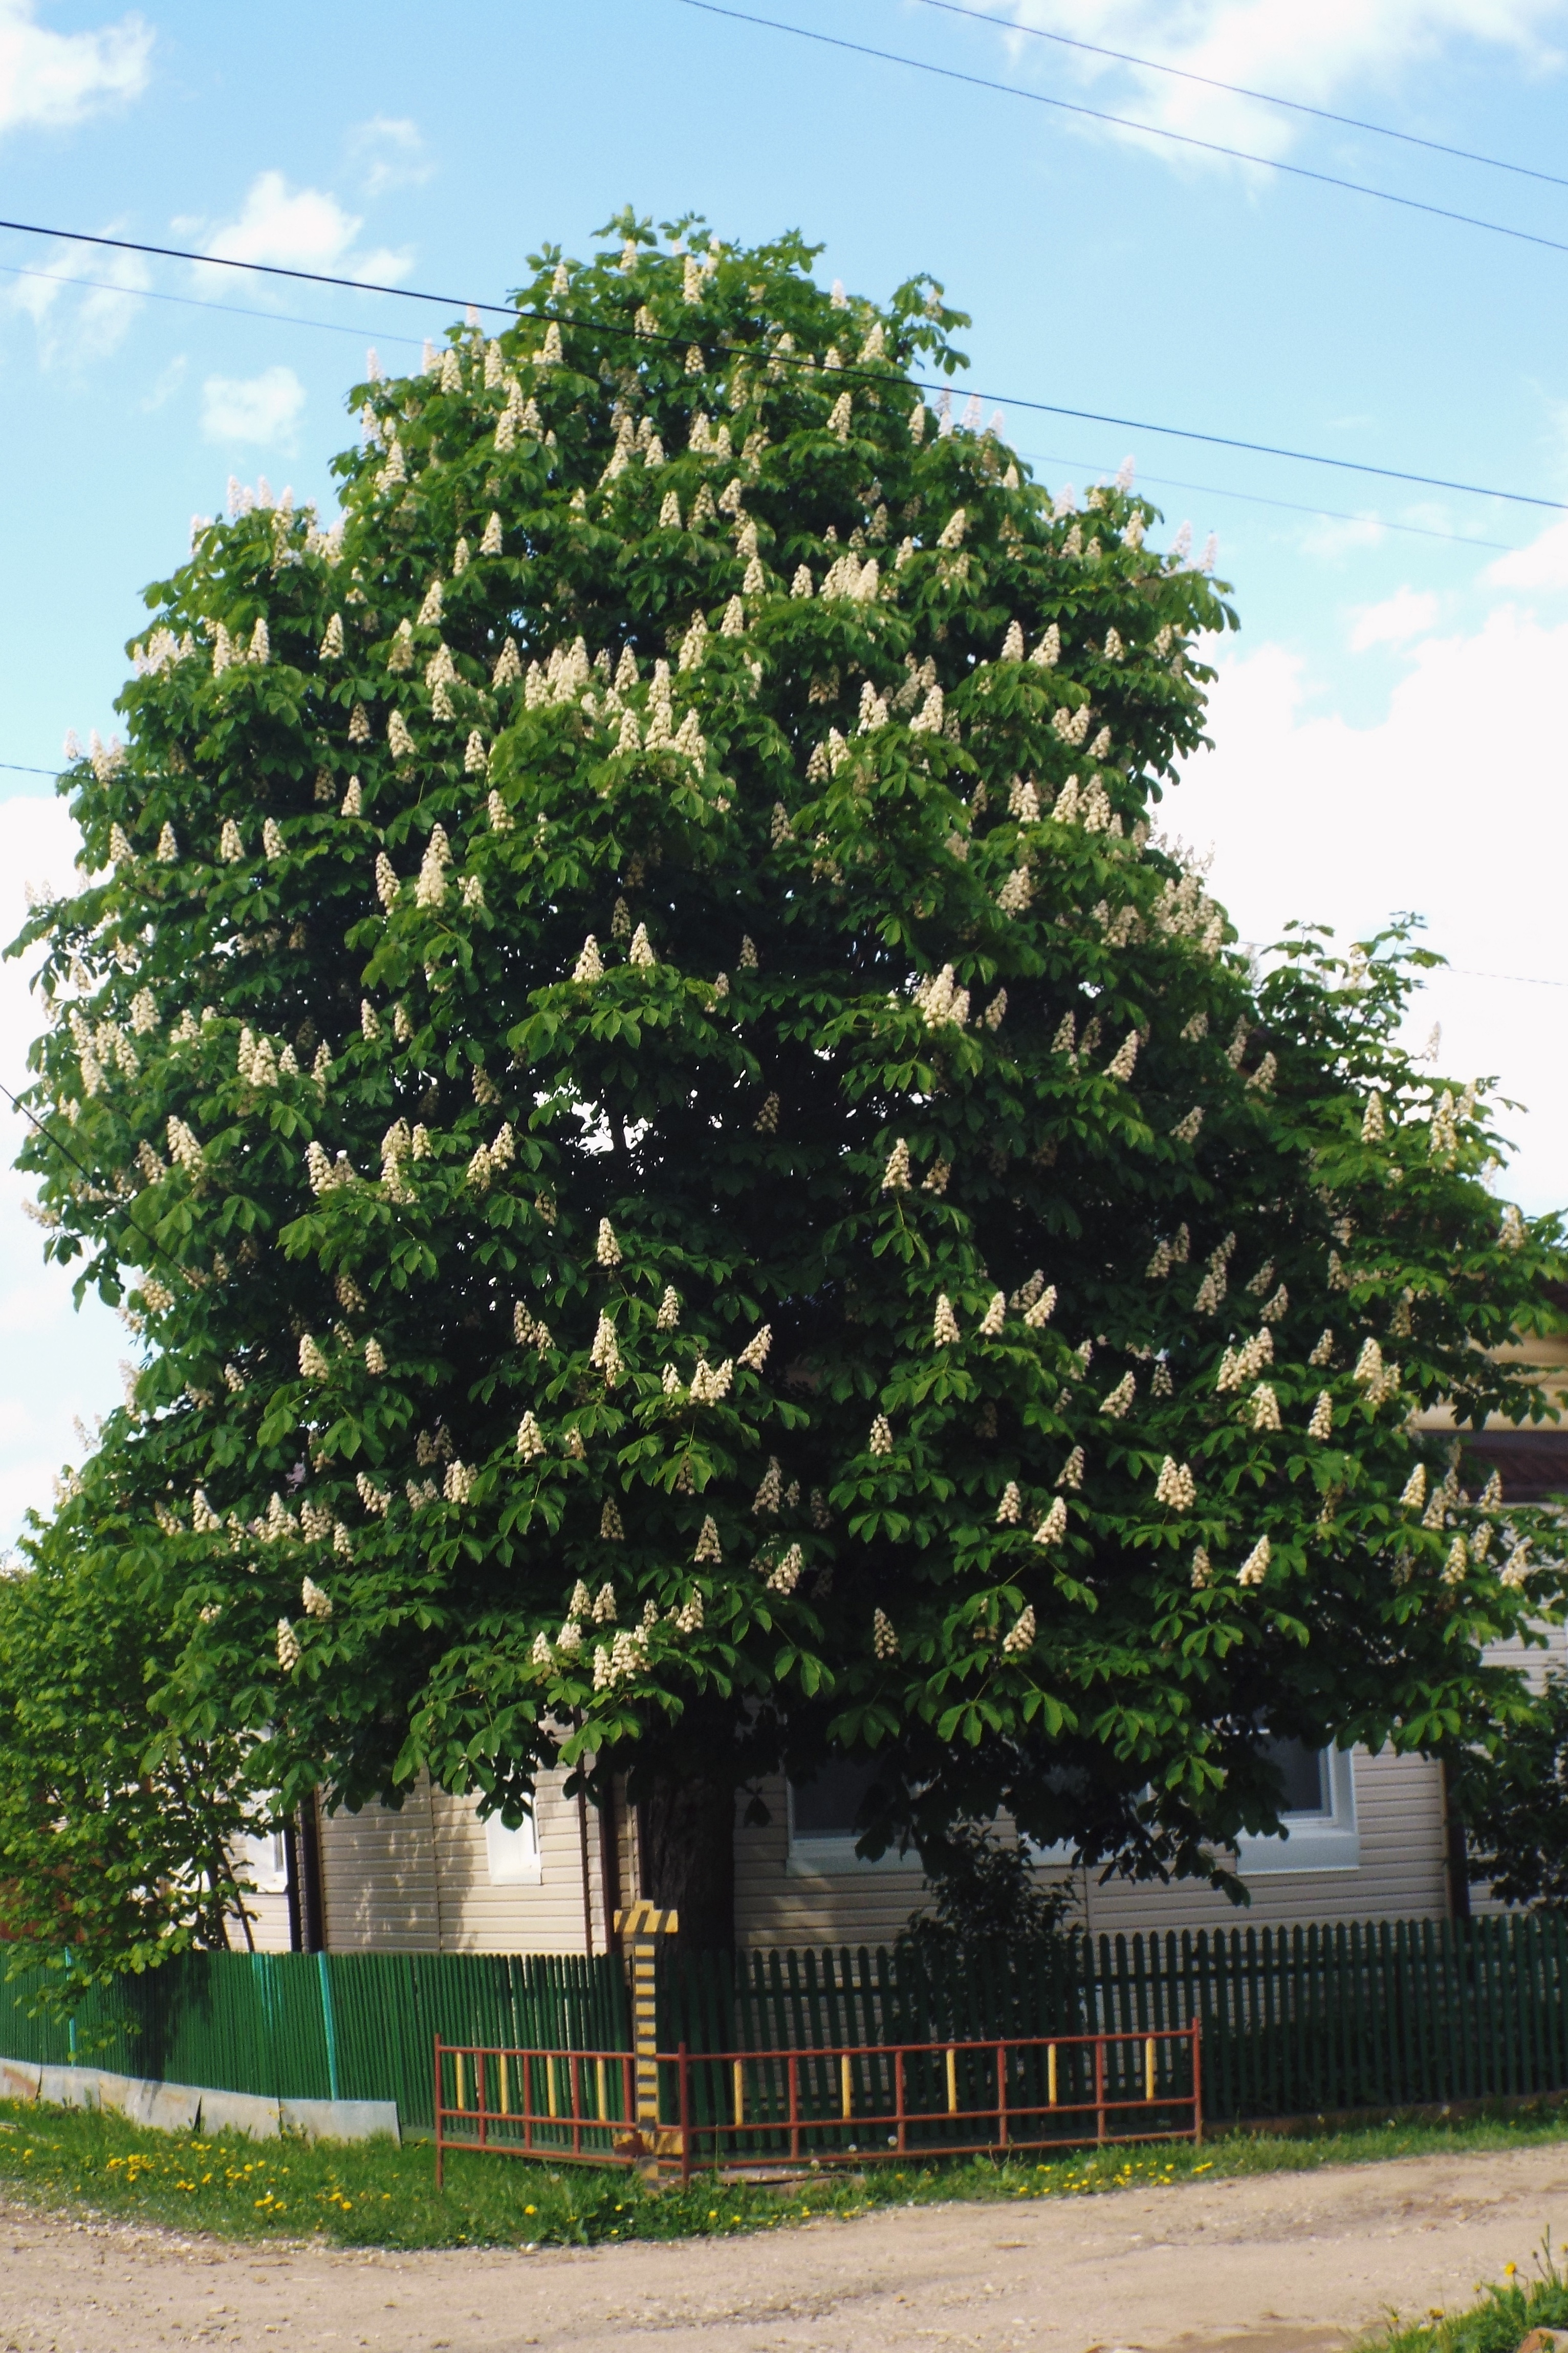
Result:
[1192, 2020, 1203, 2145]
[316, 1950, 342, 2104]
[433, 2037, 445, 2189]
[680, 2044, 691, 2184]
[614, 1901, 680, 2178]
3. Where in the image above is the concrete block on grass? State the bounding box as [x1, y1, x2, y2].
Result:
[107, 2076, 202, 2132]
[3, 2056, 398, 2147]
[282, 2097, 400, 2145]
[0, 2058, 41, 2103]
[37, 2065, 102, 2111]
[197, 2089, 284, 2140]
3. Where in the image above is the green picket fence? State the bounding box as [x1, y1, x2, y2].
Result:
[662, 1914, 1568, 2123]
[6, 1913, 1568, 2134]
[0, 1949, 628, 2131]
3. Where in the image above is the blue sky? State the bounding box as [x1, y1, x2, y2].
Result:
[2, 0, 1567, 1537]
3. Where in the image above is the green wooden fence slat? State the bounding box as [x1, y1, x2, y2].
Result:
[12, 1909, 1568, 2137]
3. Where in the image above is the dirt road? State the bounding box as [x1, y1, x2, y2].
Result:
[5, 2141, 1568, 2353]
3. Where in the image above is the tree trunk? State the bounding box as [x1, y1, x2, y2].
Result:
[637, 1774, 735, 1951]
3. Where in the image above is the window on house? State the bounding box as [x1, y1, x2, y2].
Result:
[237, 1828, 289, 1896]
[1260, 1737, 1332, 1817]
[1236, 1743, 1359, 1874]
[786, 1761, 913, 1875]
[483, 1805, 542, 1886]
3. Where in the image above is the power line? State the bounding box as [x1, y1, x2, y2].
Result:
[993, 396, 1564, 512]
[0, 215, 503, 328]
[675, 0, 1568, 264]
[2, 210, 1564, 514]
[1, 250, 1542, 543]
[0, 763, 57, 778]
[1011, 449, 1519, 551]
[0, 1070, 188, 1285]
[0, 258, 428, 350]
[1445, 967, 1568, 990]
[1237, 944, 1568, 994]
[910, 0, 1568, 194]
[1, 261, 1535, 558]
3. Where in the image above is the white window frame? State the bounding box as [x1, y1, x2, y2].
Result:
[784, 1782, 921, 1877]
[237, 1827, 289, 1896]
[1236, 1747, 1359, 1875]
[484, 1805, 543, 1886]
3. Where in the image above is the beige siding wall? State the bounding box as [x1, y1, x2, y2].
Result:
[427, 1777, 598, 1954]
[319, 1778, 441, 1950]
[301, 1747, 1455, 1957]
[1483, 1616, 1567, 1695]
[244, 1891, 294, 1953]
[733, 1746, 1450, 1950]
[1076, 1748, 1447, 1937]
[314, 1770, 631, 1955]
[736, 1776, 925, 1950]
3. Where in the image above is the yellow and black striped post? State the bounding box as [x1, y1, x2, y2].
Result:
[614, 1901, 679, 2176]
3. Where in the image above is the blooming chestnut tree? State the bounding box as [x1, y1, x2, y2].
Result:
[11, 214, 1561, 1953]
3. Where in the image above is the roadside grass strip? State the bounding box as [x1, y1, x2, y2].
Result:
[1364, 2239, 1568, 2353]
[5, 2095, 1568, 2251]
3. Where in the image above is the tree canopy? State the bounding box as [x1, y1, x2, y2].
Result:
[1453, 1668, 1568, 1910]
[0, 1546, 258, 1992]
[5, 211, 1561, 1964]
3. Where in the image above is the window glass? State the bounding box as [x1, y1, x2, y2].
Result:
[1257, 1737, 1330, 1818]
[238, 1828, 288, 1894]
[790, 1759, 883, 1839]
[484, 1808, 541, 1885]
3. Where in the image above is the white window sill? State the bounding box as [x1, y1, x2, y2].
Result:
[1236, 1830, 1362, 1875]
[786, 1839, 923, 1879]
[1237, 1747, 1358, 1874]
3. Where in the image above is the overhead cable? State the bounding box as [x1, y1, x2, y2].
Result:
[910, 0, 1568, 192]
[1010, 453, 1517, 552]
[1, 211, 1562, 512]
[674, 0, 1568, 264]
[0, 259, 1529, 553]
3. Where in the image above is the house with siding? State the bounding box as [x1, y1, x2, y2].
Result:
[241, 1328, 1568, 1960]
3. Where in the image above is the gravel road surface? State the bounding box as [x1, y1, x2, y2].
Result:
[6, 2141, 1568, 2353]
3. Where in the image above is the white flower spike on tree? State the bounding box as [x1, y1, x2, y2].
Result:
[3, 213, 1560, 1981]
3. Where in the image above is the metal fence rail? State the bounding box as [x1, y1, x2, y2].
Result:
[432, 2023, 1202, 2183]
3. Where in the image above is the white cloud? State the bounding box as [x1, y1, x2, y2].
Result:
[1349, 585, 1440, 649]
[201, 363, 306, 447]
[1173, 590, 1568, 1211]
[350, 243, 415, 286]
[8, 237, 149, 364]
[1298, 514, 1386, 562]
[202, 169, 363, 273]
[0, 795, 123, 1544]
[347, 114, 432, 198]
[0, 0, 151, 138]
[993, 2, 1565, 159]
[1486, 513, 1568, 589]
[195, 169, 413, 295]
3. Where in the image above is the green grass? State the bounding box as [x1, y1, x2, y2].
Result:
[4, 2096, 1568, 2252]
[1363, 2240, 1568, 2353]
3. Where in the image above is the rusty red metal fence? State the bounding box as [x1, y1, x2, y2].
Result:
[433, 2021, 1201, 2183]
